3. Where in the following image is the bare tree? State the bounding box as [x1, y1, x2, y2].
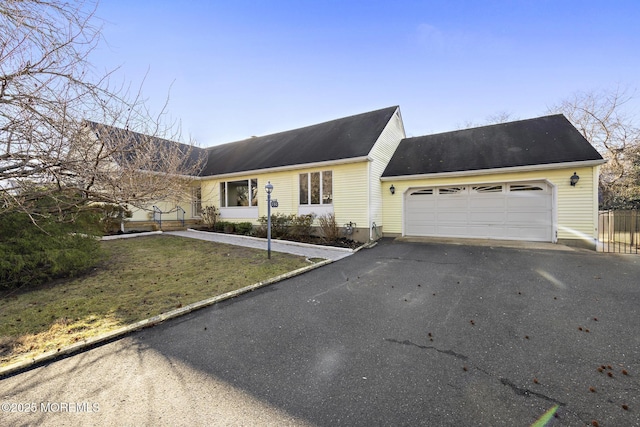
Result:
[456, 111, 518, 129]
[1, 0, 204, 221]
[548, 87, 640, 208]
[623, 142, 640, 206]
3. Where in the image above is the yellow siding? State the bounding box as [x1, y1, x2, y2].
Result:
[130, 206, 151, 222]
[332, 162, 370, 227]
[128, 185, 196, 222]
[382, 165, 600, 244]
[198, 161, 370, 226]
[200, 179, 219, 212]
[368, 108, 406, 231]
[556, 166, 599, 243]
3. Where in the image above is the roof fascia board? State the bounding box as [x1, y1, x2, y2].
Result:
[380, 159, 607, 181]
[197, 155, 372, 180]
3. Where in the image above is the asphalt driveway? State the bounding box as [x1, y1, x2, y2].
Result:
[1, 239, 639, 426]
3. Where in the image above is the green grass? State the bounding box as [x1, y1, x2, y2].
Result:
[0, 235, 312, 367]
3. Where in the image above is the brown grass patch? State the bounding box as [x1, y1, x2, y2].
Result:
[0, 235, 311, 367]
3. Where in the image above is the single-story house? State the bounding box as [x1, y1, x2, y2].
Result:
[97, 106, 605, 249]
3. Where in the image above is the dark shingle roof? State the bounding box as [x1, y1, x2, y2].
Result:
[85, 121, 207, 174]
[200, 106, 399, 176]
[382, 114, 603, 177]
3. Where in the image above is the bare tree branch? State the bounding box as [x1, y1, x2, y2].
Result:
[1, 0, 205, 219]
[455, 111, 519, 130]
[548, 87, 640, 208]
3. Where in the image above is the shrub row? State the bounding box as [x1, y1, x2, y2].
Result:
[197, 211, 342, 243]
[213, 221, 253, 235]
[252, 213, 310, 240]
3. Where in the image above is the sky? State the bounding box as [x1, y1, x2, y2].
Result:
[91, 0, 640, 146]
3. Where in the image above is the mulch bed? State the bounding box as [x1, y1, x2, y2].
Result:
[190, 227, 361, 249]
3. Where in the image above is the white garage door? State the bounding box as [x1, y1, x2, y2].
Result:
[405, 182, 553, 242]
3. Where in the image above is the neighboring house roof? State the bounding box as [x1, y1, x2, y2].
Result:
[382, 114, 604, 178]
[85, 121, 207, 174]
[200, 106, 399, 176]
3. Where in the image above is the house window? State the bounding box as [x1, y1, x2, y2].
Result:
[299, 171, 332, 205]
[191, 187, 202, 217]
[220, 179, 258, 207]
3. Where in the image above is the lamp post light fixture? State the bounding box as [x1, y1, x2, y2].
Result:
[570, 172, 580, 186]
[390, 184, 395, 195]
[265, 181, 274, 259]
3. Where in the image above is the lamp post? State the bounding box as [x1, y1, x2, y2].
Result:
[265, 181, 273, 259]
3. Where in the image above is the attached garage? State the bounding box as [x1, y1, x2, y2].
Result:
[381, 114, 606, 248]
[404, 181, 553, 241]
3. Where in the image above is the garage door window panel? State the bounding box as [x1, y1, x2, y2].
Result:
[410, 189, 434, 196]
[509, 184, 546, 192]
[438, 187, 466, 195]
[472, 185, 504, 193]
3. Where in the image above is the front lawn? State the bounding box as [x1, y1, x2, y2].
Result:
[0, 235, 311, 367]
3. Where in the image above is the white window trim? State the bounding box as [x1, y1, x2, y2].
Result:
[191, 187, 202, 218]
[221, 179, 258, 208]
[300, 171, 332, 206]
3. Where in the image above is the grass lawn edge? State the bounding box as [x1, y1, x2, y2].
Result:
[0, 258, 332, 379]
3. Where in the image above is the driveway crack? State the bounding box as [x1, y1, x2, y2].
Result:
[385, 339, 567, 407]
[499, 378, 566, 406]
[384, 338, 468, 360]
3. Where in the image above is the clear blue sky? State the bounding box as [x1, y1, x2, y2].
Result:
[92, 0, 640, 146]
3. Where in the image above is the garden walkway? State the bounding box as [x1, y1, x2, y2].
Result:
[166, 230, 356, 261]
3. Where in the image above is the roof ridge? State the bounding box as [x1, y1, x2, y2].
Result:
[84, 120, 203, 150]
[199, 106, 399, 176]
[404, 114, 566, 140]
[206, 105, 399, 150]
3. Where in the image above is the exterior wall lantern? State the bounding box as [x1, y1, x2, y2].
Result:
[570, 172, 580, 186]
[390, 184, 395, 195]
[265, 181, 274, 259]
